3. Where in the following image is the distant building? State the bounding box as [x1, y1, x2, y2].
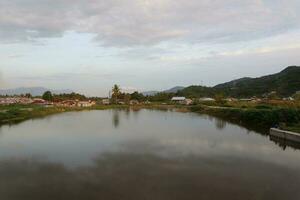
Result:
[171, 97, 186, 101]
[199, 97, 215, 102]
[77, 101, 95, 107]
[224, 98, 237, 102]
[129, 100, 139, 105]
[32, 98, 47, 105]
[185, 99, 193, 105]
[0, 97, 34, 105]
[171, 97, 192, 105]
[102, 99, 110, 105]
[57, 100, 77, 107]
[171, 97, 186, 104]
[283, 97, 294, 101]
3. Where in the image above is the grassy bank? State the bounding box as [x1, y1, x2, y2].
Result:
[1, 103, 300, 134]
[0, 104, 129, 125]
[189, 105, 300, 133]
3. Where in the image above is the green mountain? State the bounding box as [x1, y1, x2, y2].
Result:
[177, 66, 300, 98]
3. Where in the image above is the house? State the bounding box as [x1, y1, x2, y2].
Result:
[32, 98, 48, 105]
[18, 98, 34, 104]
[59, 100, 77, 107]
[283, 97, 294, 101]
[77, 101, 95, 107]
[171, 97, 186, 104]
[199, 97, 215, 102]
[171, 97, 192, 105]
[224, 98, 237, 102]
[0, 98, 17, 105]
[102, 99, 110, 105]
[129, 100, 139, 105]
[185, 99, 193, 105]
[171, 97, 186, 102]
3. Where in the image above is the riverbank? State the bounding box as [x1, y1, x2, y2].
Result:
[0, 104, 129, 125]
[1, 104, 300, 135]
[189, 105, 300, 134]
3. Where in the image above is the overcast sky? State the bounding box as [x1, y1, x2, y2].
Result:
[0, 0, 300, 96]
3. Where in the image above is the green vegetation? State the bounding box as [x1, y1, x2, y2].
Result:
[42, 91, 53, 101]
[111, 84, 121, 104]
[190, 104, 300, 133]
[53, 92, 87, 101]
[0, 104, 128, 125]
[0, 105, 65, 124]
[177, 85, 216, 98]
[215, 66, 300, 97]
[177, 66, 300, 98]
[281, 123, 300, 133]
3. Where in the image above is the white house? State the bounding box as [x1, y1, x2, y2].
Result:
[171, 97, 186, 102]
[171, 97, 192, 105]
[77, 101, 95, 107]
[102, 99, 110, 105]
[199, 97, 215, 102]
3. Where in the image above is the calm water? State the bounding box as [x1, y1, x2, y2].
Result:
[0, 109, 299, 200]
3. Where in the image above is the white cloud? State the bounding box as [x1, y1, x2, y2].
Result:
[0, 0, 299, 46]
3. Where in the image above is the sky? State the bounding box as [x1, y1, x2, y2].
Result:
[0, 0, 300, 96]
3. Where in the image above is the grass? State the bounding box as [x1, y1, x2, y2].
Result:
[189, 104, 300, 133]
[0, 104, 129, 125]
[1, 102, 300, 134]
[280, 123, 300, 133]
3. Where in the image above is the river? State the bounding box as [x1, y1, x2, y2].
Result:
[0, 109, 299, 200]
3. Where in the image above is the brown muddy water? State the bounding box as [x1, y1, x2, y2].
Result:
[0, 109, 299, 200]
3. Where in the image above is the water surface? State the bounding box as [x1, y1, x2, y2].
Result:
[0, 109, 299, 200]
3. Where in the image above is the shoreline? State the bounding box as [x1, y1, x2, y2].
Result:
[1, 104, 299, 135]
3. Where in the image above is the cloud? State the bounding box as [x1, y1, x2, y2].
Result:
[0, 0, 299, 46]
[12, 72, 135, 82]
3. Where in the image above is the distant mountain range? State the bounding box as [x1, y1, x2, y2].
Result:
[142, 86, 185, 96]
[177, 66, 300, 98]
[0, 87, 73, 96]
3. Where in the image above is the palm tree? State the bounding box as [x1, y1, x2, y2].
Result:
[111, 84, 121, 104]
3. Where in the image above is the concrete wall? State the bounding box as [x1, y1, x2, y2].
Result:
[270, 128, 300, 143]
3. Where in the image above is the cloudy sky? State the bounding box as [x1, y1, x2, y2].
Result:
[0, 0, 300, 96]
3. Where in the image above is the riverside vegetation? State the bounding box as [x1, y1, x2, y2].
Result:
[1, 100, 300, 134]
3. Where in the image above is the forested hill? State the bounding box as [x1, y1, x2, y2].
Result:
[177, 66, 300, 98]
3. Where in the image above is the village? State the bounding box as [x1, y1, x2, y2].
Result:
[0, 97, 96, 107]
[0, 90, 298, 107]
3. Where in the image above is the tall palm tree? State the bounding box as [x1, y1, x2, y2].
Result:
[111, 84, 120, 104]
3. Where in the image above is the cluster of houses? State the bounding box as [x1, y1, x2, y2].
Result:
[1, 90, 298, 107]
[170, 94, 298, 105]
[0, 97, 96, 108]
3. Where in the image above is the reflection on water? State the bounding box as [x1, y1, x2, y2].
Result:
[0, 153, 300, 200]
[0, 109, 299, 200]
[112, 109, 120, 128]
[214, 118, 227, 130]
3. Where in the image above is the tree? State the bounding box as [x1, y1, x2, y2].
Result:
[111, 84, 121, 104]
[130, 91, 145, 101]
[124, 93, 131, 104]
[42, 91, 53, 101]
[25, 93, 32, 98]
[214, 93, 225, 104]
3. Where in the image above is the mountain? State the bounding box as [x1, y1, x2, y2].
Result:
[178, 66, 300, 98]
[164, 86, 185, 93]
[214, 66, 300, 97]
[142, 86, 185, 96]
[0, 87, 73, 96]
[177, 85, 217, 98]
